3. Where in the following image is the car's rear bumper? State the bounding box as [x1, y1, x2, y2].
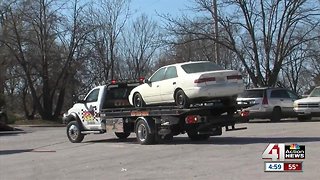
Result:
[184, 83, 244, 99]
[240, 108, 297, 120]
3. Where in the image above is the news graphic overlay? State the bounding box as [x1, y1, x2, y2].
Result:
[262, 143, 305, 172]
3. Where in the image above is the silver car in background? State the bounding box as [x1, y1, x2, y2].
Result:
[237, 88, 299, 122]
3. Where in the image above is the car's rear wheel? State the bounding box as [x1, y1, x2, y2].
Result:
[271, 107, 282, 122]
[133, 93, 145, 107]
[175, 89, 190, 108]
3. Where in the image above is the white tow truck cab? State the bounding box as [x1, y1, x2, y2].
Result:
[63, 81, 249, 145]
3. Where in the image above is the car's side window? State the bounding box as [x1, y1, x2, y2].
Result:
[164, 66, 178, 80]
[270, 90, 290, 98]
[85, 89, 100, 102]
[150, 67, 166, 82]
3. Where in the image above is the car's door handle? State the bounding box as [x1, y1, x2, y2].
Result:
[280, 99, 284, 101]
[157, 85, 160, 87]
[173, 82, 176, 85]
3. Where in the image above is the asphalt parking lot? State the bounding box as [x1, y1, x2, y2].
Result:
[1, 119, 319, 180]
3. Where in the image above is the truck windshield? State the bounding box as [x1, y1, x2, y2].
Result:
[309, 87, 320, 97]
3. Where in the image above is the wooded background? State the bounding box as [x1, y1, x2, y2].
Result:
[1, 0, 319, 120]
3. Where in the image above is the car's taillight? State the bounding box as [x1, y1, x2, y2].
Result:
[240, 110, 250, 117]
[262, 96, 268, 105]
[194, 77, 216, 83]
[227, 75, 242, 80]
[185, 115, 200, 124]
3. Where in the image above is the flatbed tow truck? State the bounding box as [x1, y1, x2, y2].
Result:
[63, 81, 249, 145]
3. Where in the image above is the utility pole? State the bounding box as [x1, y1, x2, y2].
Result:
[212, 0, 220, 65]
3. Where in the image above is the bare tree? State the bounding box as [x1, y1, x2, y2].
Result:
[0, 0, 92, 120]
[87, 0, 131, 83]
[163, 0, 320, 87]
[121, 14, 161, 79]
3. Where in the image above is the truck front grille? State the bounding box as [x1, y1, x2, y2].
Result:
[297, 103, 320, 108]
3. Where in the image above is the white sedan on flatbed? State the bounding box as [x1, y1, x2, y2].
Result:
[128, 61, 244, 108]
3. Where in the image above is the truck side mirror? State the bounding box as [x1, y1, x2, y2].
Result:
[144, 79, 151, 84]
[77, 95, 86, 103]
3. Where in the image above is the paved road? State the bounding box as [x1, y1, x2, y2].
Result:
[1, 119, 319, 180]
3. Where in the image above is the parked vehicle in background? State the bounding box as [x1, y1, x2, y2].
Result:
[237, 88, 299, 122]
[294, 86, 320, 121]
[128, 61, 244, 108]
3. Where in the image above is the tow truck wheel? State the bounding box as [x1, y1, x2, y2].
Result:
[133, 93, 145, 107]
[187, 132, 210, 141]
[67, 121, 84, 143]
[135, 120, 155, 145]
[115, 132, 130, 139]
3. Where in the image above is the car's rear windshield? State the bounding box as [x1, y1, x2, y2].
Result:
[181, 62, 223, 74]
[309, 87, 320, 97]
[238, 90, 264, 98]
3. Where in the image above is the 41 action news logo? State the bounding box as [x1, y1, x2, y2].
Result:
[262, 143, 305, 161]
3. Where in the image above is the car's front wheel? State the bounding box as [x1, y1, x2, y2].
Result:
[175, 89, 190, 108]
[133, 93, 145, 107]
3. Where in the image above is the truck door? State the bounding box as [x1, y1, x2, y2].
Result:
[80, 88, 101, 127]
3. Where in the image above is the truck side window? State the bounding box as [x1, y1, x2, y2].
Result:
[85, 89, 99, 102]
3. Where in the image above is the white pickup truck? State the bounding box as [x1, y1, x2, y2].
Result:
[294, 86, 320, 121]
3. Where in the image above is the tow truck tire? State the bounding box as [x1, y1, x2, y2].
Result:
[175, 89, 190, 108]
[187, 132, 210, 141]
[135, 119, 155, 145]
[67, 121, 84, 143]
[115, 132, 131, 139]
[133, 93, 145, 107]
